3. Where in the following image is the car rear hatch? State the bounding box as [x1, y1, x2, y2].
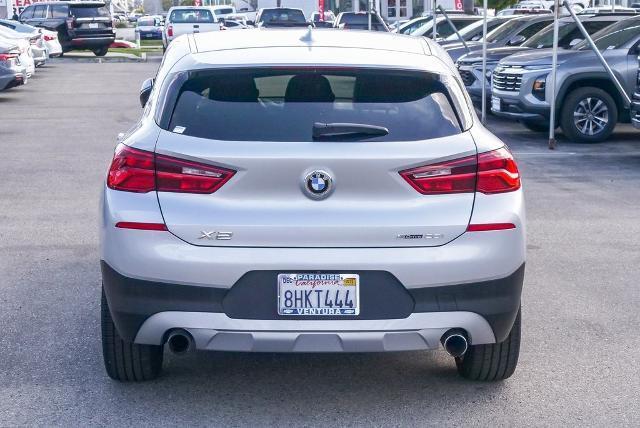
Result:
[154, 67, 477, 248]
[70, 4, 114, 38]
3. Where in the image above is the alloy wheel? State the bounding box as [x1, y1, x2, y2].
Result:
[573, 97, 609, 136]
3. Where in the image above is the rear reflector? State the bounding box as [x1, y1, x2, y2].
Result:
[107, 144, 235, 194]
[399, 147, 520, 195]
[115, 222, 167, 231]
[467, 223, 516, 232]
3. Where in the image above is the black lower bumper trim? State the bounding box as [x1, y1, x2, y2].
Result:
[101, 261, 524, 343]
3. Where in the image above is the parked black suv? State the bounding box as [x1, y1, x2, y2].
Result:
[19, 1, 115, 56]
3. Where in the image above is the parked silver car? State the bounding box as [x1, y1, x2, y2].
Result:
[491, 15, 640, 142]
[100, 29, 525, 382]
[0, 39, 27, 91]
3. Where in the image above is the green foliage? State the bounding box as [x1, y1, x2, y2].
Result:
[162, 0, 173, 11]
[180, 0, 195, 5]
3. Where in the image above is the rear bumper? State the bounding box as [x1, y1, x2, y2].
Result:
[67, 36, 115, 49]
[102, 261, 524, 349]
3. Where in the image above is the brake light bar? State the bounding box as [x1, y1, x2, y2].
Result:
[115, 222, 168, 231]
[467, 223, 516, 232]
[399, 147, 520, 195]
[107, 144, 236, 194]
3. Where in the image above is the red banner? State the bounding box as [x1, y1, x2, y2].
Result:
[318, 0, 324, 20]
[455, 0, 463, 10]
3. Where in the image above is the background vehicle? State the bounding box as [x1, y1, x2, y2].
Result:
[0, 39, 27, 91]
[19, 1, 115, 57]
[333, 12, 390, 31]
[101, 29, 525, 383]
[136, 15, 163, 40]
[491, 16, 640, 143]
[445, 14, 554, 62]
[409, 15, 482, 39]
[0, 19, 62, 58]
[255, 7, 309, 27]
[163, 7, 219, 50]
[440, 16, 515, 47]
[206, 4, 237, 23]
[457, 14, 621, 108]
[517, 0, 590, 12]
[0, 26, 37, 75]
[310, 10, 335, 28]
[0, 20, 47, 66]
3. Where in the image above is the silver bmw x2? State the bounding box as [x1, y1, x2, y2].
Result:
[100, 29, 525, 382]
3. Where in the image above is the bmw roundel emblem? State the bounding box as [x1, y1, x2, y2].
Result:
[303, 170, 333, 200]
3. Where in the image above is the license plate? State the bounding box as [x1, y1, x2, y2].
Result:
[491, 96, 501, 112]
[88, 23, 99, 29]
[278, 273, 360, 316]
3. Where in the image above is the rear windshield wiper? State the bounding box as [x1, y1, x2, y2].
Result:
[312, 122, 389, 140]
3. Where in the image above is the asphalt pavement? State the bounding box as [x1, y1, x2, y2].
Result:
[0, 60, 639, 426]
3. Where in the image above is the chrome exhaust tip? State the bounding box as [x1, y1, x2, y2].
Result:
[441, 329, 469, 358]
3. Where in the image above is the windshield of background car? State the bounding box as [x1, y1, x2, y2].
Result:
[576, 19, 640, 50]
[70, 5, 110, 18]
[485, 19, 522, 43]
[260, 9, 306, 23]
[170, 9, 214, 23]
[158, 68, 469, 142]
[137, 18, 157, 26]
[443, 18, 498, 41]
[398, 17, 431, 34]
[524, 20, 613, 48]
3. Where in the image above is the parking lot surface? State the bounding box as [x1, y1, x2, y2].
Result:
[1, 61, 639, 426]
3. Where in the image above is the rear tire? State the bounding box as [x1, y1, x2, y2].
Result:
[101, 287, 163, 381]
[560, 86, 617, 143]
[455, 308, 521, 381]
[93, 46, 109, 57]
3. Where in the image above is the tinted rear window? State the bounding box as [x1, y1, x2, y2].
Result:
[161, 69, 465, 142]
[70, 6, 110, 18]
[170, 9, 214, 23]
[214, 8, 234, 15]
[259, 9, 306, 23]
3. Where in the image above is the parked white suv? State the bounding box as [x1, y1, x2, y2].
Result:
[101, 29, 526, 382]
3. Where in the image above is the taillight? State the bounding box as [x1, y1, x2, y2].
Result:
[399, 147, 520, 195]
[399, 155, 477, 194]
[476, 147, 521, 194]
[167, 25, 173, 37]
[107, 144, 235, 194]
[44, 34, 56, 41]
[0, 53, 18, 61]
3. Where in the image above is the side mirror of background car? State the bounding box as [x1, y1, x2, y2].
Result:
[139, 78, 154, 108]
[508, 35, 526, 46]
[569, 38, 582, 47]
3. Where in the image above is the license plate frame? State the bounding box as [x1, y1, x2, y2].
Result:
[277, 273, 360, 316]
[491, 96, 501, 112]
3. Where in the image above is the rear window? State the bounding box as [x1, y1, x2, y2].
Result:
[170, 9, 214, 23]
[137, 17, 157, 26]
[259, 9, 306, 23]
[213, 8, 234, 15]
[159, 69, 466, 142]
[70, 5, 110, 18]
